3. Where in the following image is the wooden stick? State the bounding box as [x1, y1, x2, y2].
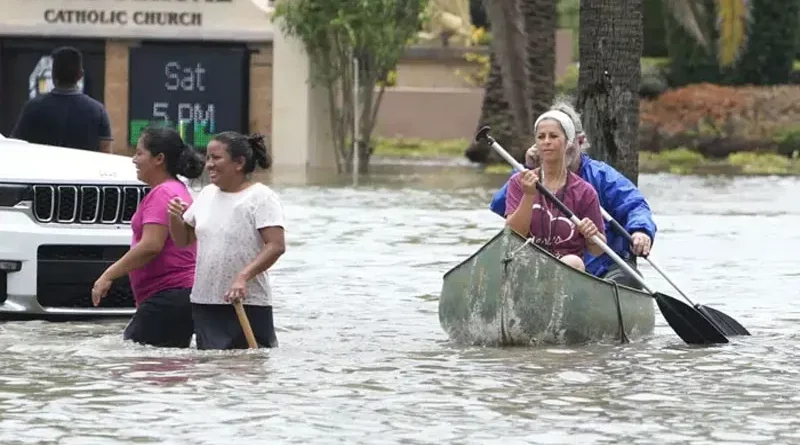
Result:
[233, 300, 258, 349]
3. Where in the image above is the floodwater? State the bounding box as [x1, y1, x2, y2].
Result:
[1, 162, 799, 444]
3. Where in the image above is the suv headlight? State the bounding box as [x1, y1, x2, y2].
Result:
[0, 184, 32, 207]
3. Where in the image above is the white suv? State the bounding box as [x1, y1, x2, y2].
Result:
[0, 133, 156, 319]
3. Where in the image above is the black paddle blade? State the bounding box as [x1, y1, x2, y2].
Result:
[696, 304, 751, 336]
[654, 292, 729, 345]
[475, 125, 492, 143]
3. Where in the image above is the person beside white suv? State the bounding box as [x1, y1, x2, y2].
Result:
[0, 132, 199, 319]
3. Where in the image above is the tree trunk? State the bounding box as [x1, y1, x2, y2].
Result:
[522, 0, 556, 128]
[481, 0, 532, 145]
[577, 0, 643, 185]
[465, 0, 556, 165]
[465, 51, 515, 164]
[357, 140, 371, 174]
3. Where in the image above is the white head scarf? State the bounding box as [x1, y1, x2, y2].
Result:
[534, 110, 576, 146]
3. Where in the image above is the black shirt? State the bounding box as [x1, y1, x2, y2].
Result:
[11, 87, 112, 152]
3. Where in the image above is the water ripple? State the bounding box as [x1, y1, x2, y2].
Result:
[0, 171, 799, 444]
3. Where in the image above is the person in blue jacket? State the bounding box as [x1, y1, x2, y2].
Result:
[489, 101, 657, 289]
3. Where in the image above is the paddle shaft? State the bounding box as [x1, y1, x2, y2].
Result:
[233, 300, 258, 349]
[598, 208, 698, 306]
[486, 138, 655, 294]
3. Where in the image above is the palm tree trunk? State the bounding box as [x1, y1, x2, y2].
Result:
[481, 0, 532, 146]
[577, 0, 643, 184]
[522, 0, 556, 127]
[466, 0, 556, 165]
[466, 52, 515, 164]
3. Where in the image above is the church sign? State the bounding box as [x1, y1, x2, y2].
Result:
[0, 0, 276, 41]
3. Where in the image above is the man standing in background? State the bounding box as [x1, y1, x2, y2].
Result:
[11, 46, 113, 153]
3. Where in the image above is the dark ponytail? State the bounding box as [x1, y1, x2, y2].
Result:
[140, 126, 205, 179]
[247, 133, 271, 170]
[176, 143, 205, 179]
[214, 131, 272, 174]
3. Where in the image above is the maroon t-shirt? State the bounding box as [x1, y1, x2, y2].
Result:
[504, 170, 605, 258]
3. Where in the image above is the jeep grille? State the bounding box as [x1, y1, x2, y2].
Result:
[32, 184, 151, 224]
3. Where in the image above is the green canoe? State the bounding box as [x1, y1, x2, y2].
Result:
[438, 228, 655, 346]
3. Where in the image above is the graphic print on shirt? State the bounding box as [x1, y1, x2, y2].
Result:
[531, 202, 575, 247]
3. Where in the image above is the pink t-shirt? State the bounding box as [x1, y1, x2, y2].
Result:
[504, 170, 605, 258]
[128, 179, 196, 305]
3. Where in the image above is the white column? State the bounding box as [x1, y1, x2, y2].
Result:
[271, 17, 337, 174]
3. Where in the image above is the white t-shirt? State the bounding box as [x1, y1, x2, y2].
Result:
[183, 182, 285, 306]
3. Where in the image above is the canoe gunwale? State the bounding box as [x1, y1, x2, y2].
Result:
[442, 229, 506, 281]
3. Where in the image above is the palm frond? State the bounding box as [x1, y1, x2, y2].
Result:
[716, 0, 749, 67]
[665, 0, 712, 50]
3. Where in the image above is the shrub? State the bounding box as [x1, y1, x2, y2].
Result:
[727, 152, 791, 174]
[657, 147, 706, 165]
[458, 51, 490, 87]
[640, 83, 753, 136]
[792, 60, 800, 84]
[773, 126, 800, 154]
[555, 63, 579, 96]
[641, 57, 671, 72]
[732, 0, 800, 86]
[639, 147, 706, 174]
[790, 67, 800, 85]
[639, 83, 800, 157]
[640, 69, 669, 99]
[471, 26, 492, 46]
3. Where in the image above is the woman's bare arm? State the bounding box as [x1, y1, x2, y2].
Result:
[169, 215, 196, 247]
[100, 224, 168, 280]
[506, 193, 536, 237]
[236, 226, 286, 282]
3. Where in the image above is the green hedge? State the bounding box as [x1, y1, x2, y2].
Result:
[733, 0, 800, 85]
[643, 0, 668, 57]
[664, 0, 800, 87]
[664, 0, 723, 86]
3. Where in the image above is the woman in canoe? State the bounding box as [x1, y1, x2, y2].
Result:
[91, 126, 204, 348]
[491, 100, 656, 287]
[505, 109, 606, 271]
[167, 131, 286, 350]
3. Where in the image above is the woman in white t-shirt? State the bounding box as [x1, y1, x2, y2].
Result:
[166, 131, 286, 350]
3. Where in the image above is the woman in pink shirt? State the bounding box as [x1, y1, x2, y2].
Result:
[91, 127, 204, 348]
[505, 109, 606, 271]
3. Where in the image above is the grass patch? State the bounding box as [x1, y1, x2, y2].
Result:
[726, 152, 793, 174]
[638, 148, 800, 175]
[372, 136, 469, 158]
[639, 148, 706, 174]
[374, 137, 800, 175]
[484, 163, 514, 174]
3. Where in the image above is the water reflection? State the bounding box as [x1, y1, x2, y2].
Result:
[1, 164, 800, 444]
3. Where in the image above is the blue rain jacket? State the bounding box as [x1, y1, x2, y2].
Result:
[488, 153, 657, 277]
